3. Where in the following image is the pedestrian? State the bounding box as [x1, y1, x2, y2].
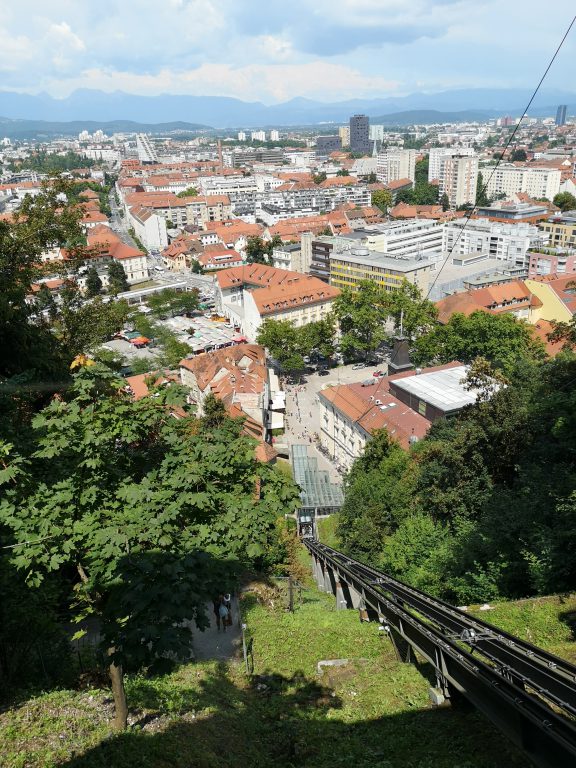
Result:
[212, 595, 222, 632]
[223, 592, 232, 625]
[218, 599, 230, 632]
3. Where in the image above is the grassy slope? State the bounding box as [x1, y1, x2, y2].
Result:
[1, 552, 575, 768]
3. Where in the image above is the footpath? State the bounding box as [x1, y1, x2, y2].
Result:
[193, 597, 242, 661]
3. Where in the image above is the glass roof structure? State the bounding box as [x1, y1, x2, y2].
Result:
[291, 444, 344, 514]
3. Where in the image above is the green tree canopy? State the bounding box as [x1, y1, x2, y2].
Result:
[371, 188, 393, 212]
[107, 261, 129, 295]
[412, 311, 545, 374]
[0, 365, 299, 728]
[85, 266, 103, 297]
[176, 187, 199, 198]
[553, 192, 576, 212]
[146, 288, 199, 318]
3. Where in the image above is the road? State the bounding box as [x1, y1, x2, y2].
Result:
[193, 598, 242, 662]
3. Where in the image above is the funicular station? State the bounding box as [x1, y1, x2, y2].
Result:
[290, 444, 344, 538]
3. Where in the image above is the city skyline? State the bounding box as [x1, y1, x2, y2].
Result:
[0, 1, 574, 103]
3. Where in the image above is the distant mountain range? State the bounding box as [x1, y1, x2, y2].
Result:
[0, 117, 209, 140]
[0, 87, 574, 135]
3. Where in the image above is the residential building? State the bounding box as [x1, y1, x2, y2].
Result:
[318, 362, 482, 470]
[179, 344, 277, 462]
[136, 134, 158, 164]
[198, 246, 243, 271]
[353, 219, 444, 259]
[270, 242, 311, 273]
[270, 130, 280, 142]
[338, 126, 350, 146]
[528, 248, 576, 277]
[214, 265, 340, 342]
[438, 154, 478, 209]
[349, 114, 371, 155]
[556, 105, 568, 127]
[251, 131, 266, 142]
[474, 201, 550, 224]
[428, 147, 476, 182]
[484, 165, 561, 201]
[315, 135, 342, 156]
[128, 206, 168, 251]
[376, 149, 416, 184]
[435, 280, 541, 324]
[524, 273, 576, 323]
[538, 211, 576, 249]
[237, 131, 247, 141]
[443, 218, 548, 267]
[369, 124, 387, 142]
[82, 225, 149, 283]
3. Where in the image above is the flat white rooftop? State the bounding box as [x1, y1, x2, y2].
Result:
[392, 365, 478, 412]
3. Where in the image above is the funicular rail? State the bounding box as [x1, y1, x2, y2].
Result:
[305, 539, 576, 768]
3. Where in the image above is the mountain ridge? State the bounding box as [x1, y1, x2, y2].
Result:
[0, 87, 574, 131]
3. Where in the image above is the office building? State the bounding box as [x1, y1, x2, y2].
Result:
[315, 135, 343, 156]
[349, 114, 371, 155]
[438, 154, 478, 209]
[539, 210, 576, 249]
[556, 105, 567, 127]
[376, 149, 416, 184]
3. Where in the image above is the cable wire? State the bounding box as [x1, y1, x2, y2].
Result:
[424, 13, 576, 302]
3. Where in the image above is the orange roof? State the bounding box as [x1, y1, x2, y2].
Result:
[386, 178, 413, 190]
[435, 280, 540, 323]
[319, 176, 358, 188]
[250, 275, 340, 316]
[215, 264, 304, 291]
[125, 371, 179, 400]
[530, 320, 565, 357]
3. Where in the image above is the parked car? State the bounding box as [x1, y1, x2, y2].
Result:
[372, 370, 385, 378]
[351, 363, 365, 370]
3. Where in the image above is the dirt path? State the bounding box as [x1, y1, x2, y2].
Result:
[193, 597, 242, 661]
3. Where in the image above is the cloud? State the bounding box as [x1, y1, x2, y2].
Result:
[0, 0, 573, 100]
[40, 61, 400, 102]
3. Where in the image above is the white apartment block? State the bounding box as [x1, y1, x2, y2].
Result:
[428, 147, 476, 182]
[443, 218, 549, 267]
[251, 131, 266, 142]
[136, 134, 158, 164]
[270, 130, 280, 142]
[128, 207, 168, 251]
[237, 131, 246, 141]
[369, 125, 386, 142]
[438, 154, 479, 209]
[359, 219, 444, 260]
[376, 149, 416, 184]
[339, 126, 350, 146]
[82, 146, 121, 163]
[484, 165, 561, 201]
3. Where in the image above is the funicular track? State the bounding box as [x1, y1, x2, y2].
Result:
[305, 539, 576, 768]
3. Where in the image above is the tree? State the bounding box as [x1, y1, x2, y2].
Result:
[412, 311, 545, 375]
[299, 316, 336, 360]
[107, 261, 129, 295]
[371, 188, 393, 212]
[256, 319, 305, 371]
[176, 187, 199, 198]
[53, 284, 131, 360]
[312, 172, 327, 185]
[440, 193, 450, 212]
[333, 280, 390, 360]
[336, 169, 350, 177]
[510, 149, 527, 162]
[553, 192, 576, 212]
[191, 260, 204, 274]
[85, 266, 103, 297]
[386, 281, 438, 341]
[366, 172, 377, 183]
[475, 172, 490, 207]
[245, 236, 269, 264]
[0, 365, 299, 728]
[147, 288, 199, 318]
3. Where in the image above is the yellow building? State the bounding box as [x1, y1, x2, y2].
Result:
[329, 246, 433, 294]
[524, 274, 575, 323]
[539, 213, 576, 250]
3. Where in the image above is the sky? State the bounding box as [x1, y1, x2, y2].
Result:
[0, 1, 574, 102]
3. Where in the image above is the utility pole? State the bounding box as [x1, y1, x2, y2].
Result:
[288, 574, 294, 613]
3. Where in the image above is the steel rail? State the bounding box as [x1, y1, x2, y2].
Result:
[305, 539, 576, 767]
[309, 540, 576, 717]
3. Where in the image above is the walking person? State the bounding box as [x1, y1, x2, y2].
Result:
[212, 595, 222, 632]
[218, 598, 230, 633]
[223, 592, 232, 627]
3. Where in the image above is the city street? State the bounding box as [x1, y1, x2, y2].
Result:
[281, 361, 387, 482]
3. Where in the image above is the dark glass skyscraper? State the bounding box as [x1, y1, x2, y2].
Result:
[556, 105, 567, 126]
[349, 114, 371, 155]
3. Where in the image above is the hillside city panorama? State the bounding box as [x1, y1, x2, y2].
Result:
[1, 3, 576, 767]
